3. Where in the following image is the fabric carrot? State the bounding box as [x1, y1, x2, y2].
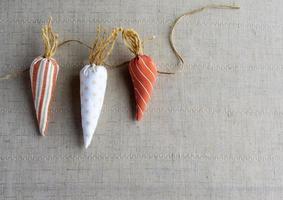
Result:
[122, 29, 158, 121]
[30, 18, 59, 136]
[80, 27, 121, 148]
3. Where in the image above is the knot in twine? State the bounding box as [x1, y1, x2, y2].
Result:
[41, 17, 58, 58]
[89, 26, 123, 65]
[122, 28, 143, 56]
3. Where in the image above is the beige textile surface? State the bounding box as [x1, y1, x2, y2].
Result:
[1, 0, 283, 199]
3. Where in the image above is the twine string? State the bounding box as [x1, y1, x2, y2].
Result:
[169, 4, 240, 73]
[0, 68, 29, 81]
[58, 39, 92, 49]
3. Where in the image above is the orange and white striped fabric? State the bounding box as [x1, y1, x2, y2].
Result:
[129, 54, 157, 120]
[30, 56, 59, 136]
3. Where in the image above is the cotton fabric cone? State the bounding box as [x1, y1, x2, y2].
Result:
[128, 54, 157, 120]
[30, 56, 59, 136]
[80, 64, 107, 148]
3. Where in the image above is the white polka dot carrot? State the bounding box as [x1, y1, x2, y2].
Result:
[80, 26, 121, 148]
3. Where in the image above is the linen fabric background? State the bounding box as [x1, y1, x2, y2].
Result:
[0, 0, 283, 199]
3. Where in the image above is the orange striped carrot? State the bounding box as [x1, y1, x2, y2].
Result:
[122, 29, 157, 121]
[129, 55, 157, 120]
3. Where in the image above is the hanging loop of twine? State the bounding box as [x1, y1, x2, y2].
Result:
[42, 17, 59, 58]
[89, 26, 122, 65]
[169, 4, 240, 72]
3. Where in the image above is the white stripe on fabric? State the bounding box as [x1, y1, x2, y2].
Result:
[139, 56, 156, 80]
[137, 104, 143, 115]
[40, 62, 53, 133]
[35, 59, 46, 116]
[135, 60, 153, 89]
[129, 62, 150, 99]
[30, 57, 42, 86]
[134, 87, 147, 106]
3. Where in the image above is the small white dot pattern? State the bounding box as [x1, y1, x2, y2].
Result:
[80, 64, 107, 148]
